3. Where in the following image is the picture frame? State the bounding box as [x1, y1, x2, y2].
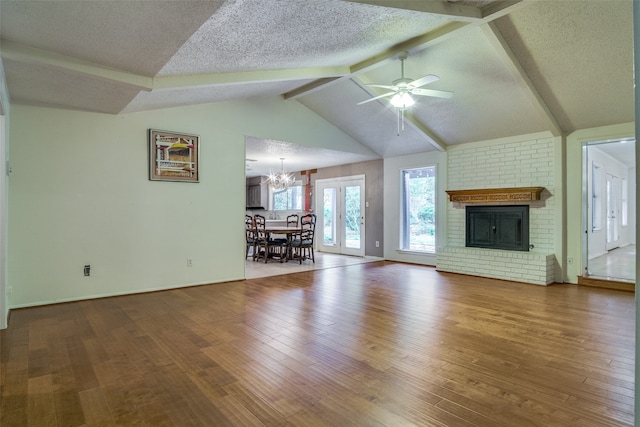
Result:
[148, 129, 199, 182]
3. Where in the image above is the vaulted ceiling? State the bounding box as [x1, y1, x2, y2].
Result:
[0, 0, 634, 177]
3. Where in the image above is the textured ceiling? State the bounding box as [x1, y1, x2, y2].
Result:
[159, 0, 450, 75]
[1, 1, 225, 76]
[493, 0, 634, 131]
[0, 0, 634, 174]
[245, 136, 379, 178]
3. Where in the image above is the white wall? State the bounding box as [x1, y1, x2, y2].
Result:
[566, 122, 635, 283]
[383, 150, 447, 266]
[8, 97, 373, 308]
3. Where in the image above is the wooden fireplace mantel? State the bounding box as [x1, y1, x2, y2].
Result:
[446, 187, 545, 203]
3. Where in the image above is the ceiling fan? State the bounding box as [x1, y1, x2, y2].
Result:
[357, 51, 453, 108]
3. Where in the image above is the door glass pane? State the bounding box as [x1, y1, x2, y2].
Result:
[344, 185, 361, 249]
[323, 188, 336, 246]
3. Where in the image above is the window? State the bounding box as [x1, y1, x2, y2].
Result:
[400, 166, 436, 253]
[271, 183, 303, 210]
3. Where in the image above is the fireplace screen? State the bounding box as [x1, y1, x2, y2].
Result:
[466, 205, 529, 251]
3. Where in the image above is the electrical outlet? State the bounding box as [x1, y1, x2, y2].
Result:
[84, 265, 91, 276]
[567, 257, 574, 264]
[187, 258, 193, 267]
[376, 241, 380, 248]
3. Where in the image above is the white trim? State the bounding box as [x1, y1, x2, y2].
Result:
[395, 249, 435, 255]
[315, 174, 366, 185]
[8, 278, 243, 310]
[0, 116, 5, 329]
[398, 165, 437, 254]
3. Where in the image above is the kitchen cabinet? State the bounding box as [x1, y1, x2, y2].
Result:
[246, 184, 266, 209]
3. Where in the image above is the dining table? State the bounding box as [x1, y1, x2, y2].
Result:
[264, 225, 301, 234]
[263, 225, 301, 261]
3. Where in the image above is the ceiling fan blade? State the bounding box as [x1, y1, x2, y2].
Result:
[365, 84, 395, 90]
[408, 74, 440, 89]
[357, 91, 396, 105]
[411, 88, 454, 99]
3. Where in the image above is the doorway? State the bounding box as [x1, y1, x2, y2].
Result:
[316, 175, 365, 257]
[582, 139, 635, 281]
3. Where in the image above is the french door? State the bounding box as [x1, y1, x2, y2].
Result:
[316, 176, 365, 256]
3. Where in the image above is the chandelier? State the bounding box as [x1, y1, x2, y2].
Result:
[267, 158, 295, 191]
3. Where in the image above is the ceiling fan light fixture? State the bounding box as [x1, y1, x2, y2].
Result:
[390, 92, 415, 109]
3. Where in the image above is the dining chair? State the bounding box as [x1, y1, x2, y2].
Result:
[245, 215, 256, 259]
[286, 214, 299, 227]
[290, 213, 316, 263]
[253, 214, 271, 262]
[273, 214, 299, 260]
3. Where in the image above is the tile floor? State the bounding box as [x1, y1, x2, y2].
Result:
[245, 251, 383, 279]
[588, 244, 636, 281]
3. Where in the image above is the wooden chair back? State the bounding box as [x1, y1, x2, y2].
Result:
[300, 213, 316, 233]
[245, 215, 255, 259]
[253, 214, 267, 241]
[292, 213, 317, 263]
[286, 214, 299, 228]
[245, 215, 254, 239]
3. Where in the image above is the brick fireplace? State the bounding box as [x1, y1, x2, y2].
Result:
[436, 136, 557, 285]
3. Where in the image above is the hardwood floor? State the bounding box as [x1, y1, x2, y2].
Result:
[1, 262, 635, 426]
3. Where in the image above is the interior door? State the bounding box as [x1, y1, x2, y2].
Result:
[606, 173, 621, 250]
[316, 176, 365, 256]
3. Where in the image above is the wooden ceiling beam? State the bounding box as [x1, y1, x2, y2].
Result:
[283, 0, 531, 101]
[481, 22, 562, 136]
[343, 0, 482, 22]
[153, 67, 350, 90]
[283, 21, 468, 101]
[403, 111, 447, 152]
[2, 40, 351, 93]
[1, 40, 153, 91]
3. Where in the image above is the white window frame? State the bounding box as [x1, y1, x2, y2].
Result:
[399, 165, 436, 254]
[270, 181, 303, 211]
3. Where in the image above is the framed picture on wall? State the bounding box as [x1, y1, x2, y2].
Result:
[148, 129, 199, 182]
